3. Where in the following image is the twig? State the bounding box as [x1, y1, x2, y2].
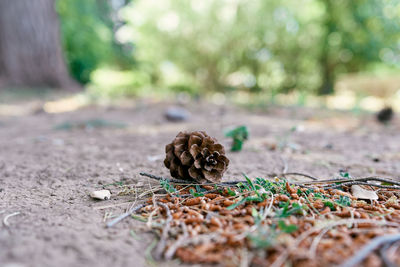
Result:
[145, 238, 158, 265]
[140, 172, 276, 187]
[138, 186, 163, 199]
[349, 177, 400, 186]
[140, 172, 193, 184]
[235, 192, 275, 241]
[106, 204, 146, 228]
[153, 202, 172, 260]
[280, 156, 289, 174]
[379, 243, 397, 267]
[295, 176, 400, 186]
[283, 172, 318, 181]
[140, 172, 400, 191]
[271, 219, 400, 267]
[309, 227, 331, 258]
[164, 221, 189, 260]
[386, 241, 400, 266]
[3, 212, 20, 227]
[103, 211, 115, 222]
[263, 192, 275, 219]
[94, 201, 143, 210]
[140, 172, 245, 186]
[303, 194, 321, 216]
[179, 189, 220, 198]
[339, 234, 400, 267]
[146, 206, 160, 229]
[164, 232, 226, 248]
[323, 181, 400, 190]
[140, 172, 318, 187]
[127, 184, 139, 212]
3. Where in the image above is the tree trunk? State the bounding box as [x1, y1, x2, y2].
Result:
[0, 0, 78, 89]
[317, 0, 335, 95]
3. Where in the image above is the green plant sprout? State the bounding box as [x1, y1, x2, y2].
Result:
[225, 126, 249, 151]
[335, 195, 352, 207]
[189, 188, 205, 197]
[160, 179, 179, 196]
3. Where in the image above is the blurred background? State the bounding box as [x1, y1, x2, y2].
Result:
[1, 4, 400, 266]
[0, 0, 399, 112]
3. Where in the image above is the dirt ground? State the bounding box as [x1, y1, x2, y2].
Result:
[1, 98, 399, 267]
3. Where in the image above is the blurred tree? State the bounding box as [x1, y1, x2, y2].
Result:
[0, 0, 77, 89]
[120, 0, 324, 94]
[56, 0, 135, 84]
[120, 0, 400, 96]
[318, 0, 400, 94]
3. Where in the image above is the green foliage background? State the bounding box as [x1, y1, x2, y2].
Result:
[56, 0, 400, 95]
[56, 0, 134, 84]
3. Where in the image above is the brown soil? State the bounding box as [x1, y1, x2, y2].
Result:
[1, 99, 399, 267]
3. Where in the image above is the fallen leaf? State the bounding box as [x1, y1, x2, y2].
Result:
[351, 185, 378, 200]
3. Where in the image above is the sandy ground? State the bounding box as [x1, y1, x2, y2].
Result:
[1, 99, 400, 267]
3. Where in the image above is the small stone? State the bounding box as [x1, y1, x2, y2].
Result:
[376, 106, 393, 124]
[164, 106, 190, 122]
[324, 143, 333, 150]
[90, 190, 111, 200]
[372, 157, 380, 162]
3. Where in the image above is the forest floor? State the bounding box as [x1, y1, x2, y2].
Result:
[0, 96, 400, 267]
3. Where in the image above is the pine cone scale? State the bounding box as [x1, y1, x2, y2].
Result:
[202, 138, 214, 148]
[164, 131, 229, 183]
[203, 170, 220, 182]
[178, 165, 188, 178]
[188, 135, 202, 147]
[189, 144, 201, 158]
[179, 151, 193, 165]
[194, 159, 201, 169]
[188, 165, 201, 178]
[218, 155, 229, 165]
[173, 144, 186, 158]
[212, 144, 225, 154]
[204, 164, 213, 171]
[215, 161, 225, 172]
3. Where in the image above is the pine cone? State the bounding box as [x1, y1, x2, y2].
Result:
[164, 131, 229, 183]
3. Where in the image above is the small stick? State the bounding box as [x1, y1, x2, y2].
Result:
[179, 189, 220, 198]
[271, 219, 400, 267]
[106, 204, 146, 228]
[162, 232, 226, 248]
[127, 184, 139, 212]
[280, 156, 289, 174]
[309, 227, 331, 258]
[339, 234, 400, 267]
[93, 201, 142, 210]
[3, 212, 20, 227]
[164, 221, 189, 260]
[282, 172, 318, 181]
[140, 172, 246, 186]
[140, 172, 192, 184]
[146, 206, 160, 229]
[140, 171, 320, 186]
[140, 172, 400, 190]
[235, 192, 275, 240]
[379, 243, 397, 267]
[386, 242, 400, 265]
[323, 181, 400, 190]
[295, 176, 400, 186]
[153, 202, 172, 260]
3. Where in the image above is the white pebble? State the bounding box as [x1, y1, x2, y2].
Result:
[90, 190, 111, 200]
